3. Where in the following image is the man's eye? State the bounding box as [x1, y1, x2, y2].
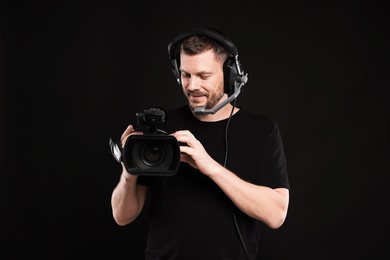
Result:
[181, 72, 190, 78]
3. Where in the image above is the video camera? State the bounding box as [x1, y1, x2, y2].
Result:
[109, 107, 180, 176]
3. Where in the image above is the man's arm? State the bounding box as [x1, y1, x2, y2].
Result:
[205, 164, 289, 229]
[111, 166, 148, 226]
[111, 124, 148, 226]
[172, 130, 289, 229]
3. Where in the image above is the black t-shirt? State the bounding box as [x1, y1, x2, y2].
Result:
[138, 105, 289, 260]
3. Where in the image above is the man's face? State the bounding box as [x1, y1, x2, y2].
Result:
[179, 49, 225, 110]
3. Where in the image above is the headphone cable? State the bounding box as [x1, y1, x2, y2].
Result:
[224, 99, 250, 260]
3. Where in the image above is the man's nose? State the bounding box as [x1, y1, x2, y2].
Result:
[187, 77, 201, 91]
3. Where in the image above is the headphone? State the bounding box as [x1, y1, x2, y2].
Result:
[167, 28, 248, 96]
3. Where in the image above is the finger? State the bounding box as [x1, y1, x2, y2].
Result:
[173, 136, 192, 149]
[179, 145, 194, 156]
[121, 125, 145, 147]
[120, 125, 132, 146]
[171, 131, 196, 145]
[180, 152, 192, 163]
[173, 130, 194, 139]
[121, 125, 134, 139]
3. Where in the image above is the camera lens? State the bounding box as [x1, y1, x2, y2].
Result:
[123, 134, 180, 176]
[140, 141, 166, 167]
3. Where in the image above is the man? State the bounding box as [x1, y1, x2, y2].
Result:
[110, 28, 290, 260]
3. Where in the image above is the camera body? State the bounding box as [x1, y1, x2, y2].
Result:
[116, 108, 180, 176]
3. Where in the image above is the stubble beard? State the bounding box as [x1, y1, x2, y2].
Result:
[186, 88, 224, 110]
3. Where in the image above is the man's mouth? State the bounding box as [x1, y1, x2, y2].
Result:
[188, 92, 206, 103]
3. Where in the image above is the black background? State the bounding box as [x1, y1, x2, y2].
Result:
[1, 0, 389, 259]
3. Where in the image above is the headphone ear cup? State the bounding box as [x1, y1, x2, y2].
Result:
[223, 57, 239, 95]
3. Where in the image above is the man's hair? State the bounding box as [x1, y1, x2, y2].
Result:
[180, 33, 230, 63]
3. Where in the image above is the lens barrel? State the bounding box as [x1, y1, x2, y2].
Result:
[123, 134, 180, 176]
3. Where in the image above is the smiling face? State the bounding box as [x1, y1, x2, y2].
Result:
[179, 49, 225, 111]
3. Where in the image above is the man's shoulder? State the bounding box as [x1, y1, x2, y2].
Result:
[237, 107, 277, 128]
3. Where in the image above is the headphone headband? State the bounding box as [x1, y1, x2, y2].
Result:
[167, 28, 239, 61]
